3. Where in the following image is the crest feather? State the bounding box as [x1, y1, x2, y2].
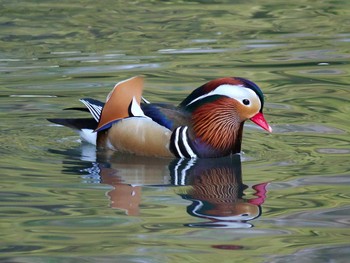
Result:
[180, 78, 242, 108]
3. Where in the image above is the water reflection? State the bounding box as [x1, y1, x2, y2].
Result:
[56, 145, 268, 228]
[170, 157, 267, 228]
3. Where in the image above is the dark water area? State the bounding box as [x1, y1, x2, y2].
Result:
[0, 1, 349, 262]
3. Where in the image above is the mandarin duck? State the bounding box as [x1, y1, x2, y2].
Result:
[48, 76, 271, 158]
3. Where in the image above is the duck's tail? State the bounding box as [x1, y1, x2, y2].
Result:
[47, 98, 105, 145]
[47, 117, 97, 130]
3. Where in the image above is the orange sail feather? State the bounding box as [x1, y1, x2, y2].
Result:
[95, 76, 144, 132]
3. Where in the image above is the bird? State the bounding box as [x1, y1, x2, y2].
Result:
[48, 76, 272, 158]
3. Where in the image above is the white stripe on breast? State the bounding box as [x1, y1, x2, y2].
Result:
[181, 126, 197, 158]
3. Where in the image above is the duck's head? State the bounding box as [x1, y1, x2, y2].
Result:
[180, 77, 272, 132]
[179, 77, 272, 155]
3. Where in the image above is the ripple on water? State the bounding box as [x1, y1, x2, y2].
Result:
[23, 216, 139, 229]
[272, 124, 346, 134]
[0, 245, 44, 253]
[316, 148, 350, 154]
[267, 244, 350, 263]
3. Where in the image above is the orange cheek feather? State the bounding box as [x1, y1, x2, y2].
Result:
[191, 98, 242, 150]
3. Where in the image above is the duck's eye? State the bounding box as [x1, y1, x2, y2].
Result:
[242, 99, 250, 105]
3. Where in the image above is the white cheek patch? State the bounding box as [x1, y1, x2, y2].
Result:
[186, 84, 261, 109]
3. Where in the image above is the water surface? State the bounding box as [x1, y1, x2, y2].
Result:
[1, 1, 349, 262]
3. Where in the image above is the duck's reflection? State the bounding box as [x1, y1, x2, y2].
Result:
[58, 145, 268, 228]
[169, 156, 267, 228]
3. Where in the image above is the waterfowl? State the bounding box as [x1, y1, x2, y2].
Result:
[48, 76, 272, 158]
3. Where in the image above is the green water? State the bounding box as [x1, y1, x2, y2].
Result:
[1, 0, 350, 262]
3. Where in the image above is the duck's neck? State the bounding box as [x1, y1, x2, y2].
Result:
[189, 97, 244, 156]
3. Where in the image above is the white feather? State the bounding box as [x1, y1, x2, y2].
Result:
[186, 84, 260, 109]
[173, 127, 184, 158]
[79, 129, 97, 145]
[79, 99, 102, 122]
[181, 126, 197, 158]
[130, 96, 151, 118]
[142, 96, 151, 104]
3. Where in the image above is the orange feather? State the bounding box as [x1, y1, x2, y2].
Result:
[95, 76, 144, 131]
